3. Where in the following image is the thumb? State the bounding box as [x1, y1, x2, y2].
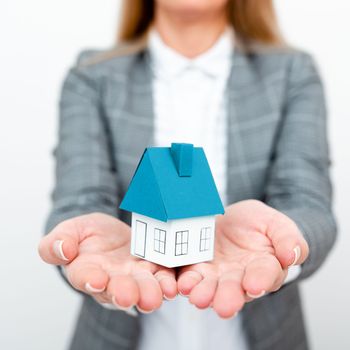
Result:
[38, 219, 80, 265]
[267, 212, 309, 269]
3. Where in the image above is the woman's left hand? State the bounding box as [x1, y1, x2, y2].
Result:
[177, 200, 309, 318]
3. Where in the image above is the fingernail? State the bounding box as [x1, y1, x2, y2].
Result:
[163, 294, 176, 301]
[246, 290, 265, 299]
[291, 246, 301, 266]
[85, 282, 105, 293]
[105, 301, 137, 317]
[221, 311, 238, 320]
[112, 296, 134, 311]
[53, 240, 69, 261]
[136, 305, 154, 314]
[155, 275, 171, 282]
[178, 291, 189, 298]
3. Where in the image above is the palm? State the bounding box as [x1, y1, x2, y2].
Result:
[212, 202, 284, 285]
[178, 201, 293, 318]
[65, 214, 154, 277]
[40, 213, 177, 311]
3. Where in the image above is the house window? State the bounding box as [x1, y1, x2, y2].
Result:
[175, 230, 189, 256]
[154, 228, 166, 254]
[200, 227, 211, 252]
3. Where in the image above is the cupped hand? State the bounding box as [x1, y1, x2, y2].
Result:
[177, 200, 309, 318]
[38, 213, 177, 312]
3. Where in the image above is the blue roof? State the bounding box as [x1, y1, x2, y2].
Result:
[119, 144, 224, 222]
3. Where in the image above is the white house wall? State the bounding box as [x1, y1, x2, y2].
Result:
[169, 216, 215, 267]
[131, 213, 216, 267]
[131, 213, 172, 266]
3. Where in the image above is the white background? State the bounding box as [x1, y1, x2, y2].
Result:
[1, 0, 349, 349]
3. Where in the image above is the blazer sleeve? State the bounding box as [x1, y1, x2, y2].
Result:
[45, 53, 119, 233]
[265, 52, 337, 280]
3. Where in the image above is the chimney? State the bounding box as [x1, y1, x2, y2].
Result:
[171, 143, 193, 177]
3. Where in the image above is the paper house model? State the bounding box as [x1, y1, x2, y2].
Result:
[119, 143, 224, 268]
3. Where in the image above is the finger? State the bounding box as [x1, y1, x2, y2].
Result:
[189, 276, 217, 309]
[242, 256, 282, 298]
[270, 269, 288, 292]
[267, 213, 309, 269]
[38, 222, 80, 265]
[107, 274, 139, 308]
[65, 263, 109, 294]
[154, 269, 177, 300]
[133, 271, 163, 313]
[177, 270, 203, 296]
[93, 292, 111, 304]
[213, 272, 245, 319]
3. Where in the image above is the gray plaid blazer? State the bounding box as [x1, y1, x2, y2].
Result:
[46, 42, 337, 350]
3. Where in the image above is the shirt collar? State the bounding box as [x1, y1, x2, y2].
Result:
[149, 27, 234, 80]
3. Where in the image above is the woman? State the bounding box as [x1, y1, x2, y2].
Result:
[38, 0, 337, 349]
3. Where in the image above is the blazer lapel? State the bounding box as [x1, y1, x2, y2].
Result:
[127, 50, 155, 149]
[107, 50, 155, 168]
[226, 49, 279, 202]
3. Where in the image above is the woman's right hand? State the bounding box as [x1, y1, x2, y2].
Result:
[38, 213, 177, 313]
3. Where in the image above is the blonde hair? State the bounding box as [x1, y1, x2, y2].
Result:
[82, 0, 284, 65]
[118, 0, 283, 46]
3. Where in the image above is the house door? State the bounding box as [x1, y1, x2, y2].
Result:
[134, 220, 147, 257]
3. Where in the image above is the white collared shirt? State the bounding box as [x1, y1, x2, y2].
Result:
[151, 28, 230, 207]
[135, 28, 301, 350]
[137, 28, 249, 350]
